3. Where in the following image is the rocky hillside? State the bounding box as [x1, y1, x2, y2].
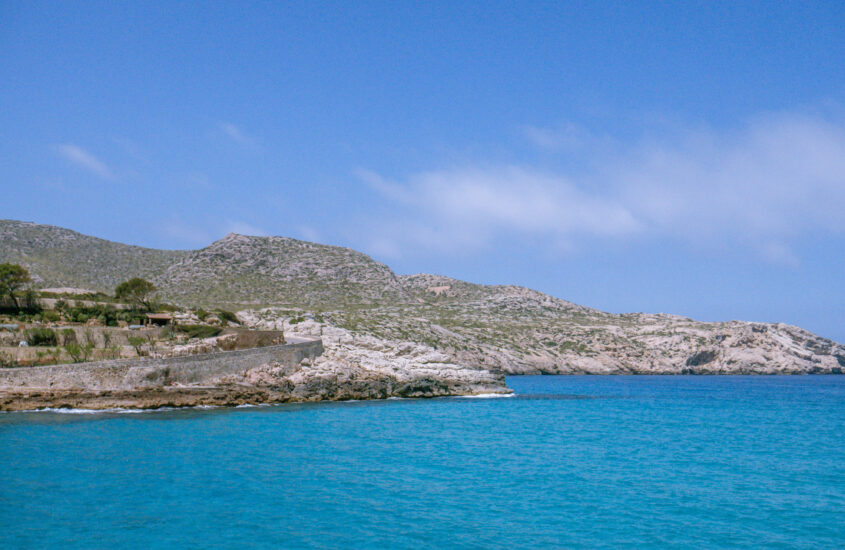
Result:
[398, 273, 589, 312]
[0, 220, 184, 290]
[159, 233, 408, 307]
[3, 219, 844, 375]
[304, 304, 845, 375]
[1, 220, 407, 307]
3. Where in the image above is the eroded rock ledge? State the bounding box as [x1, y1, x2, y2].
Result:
[0, 325, 510, 411]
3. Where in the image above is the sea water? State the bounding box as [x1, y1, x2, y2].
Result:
[1, 376, 844, 549]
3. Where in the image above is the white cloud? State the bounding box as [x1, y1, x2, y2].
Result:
[611, 112, 845, 262]
[219, 123, 252, 144]
[360, 166, 641, 255]
[55, 144, 113, 180]
[360, 110, 845, 265]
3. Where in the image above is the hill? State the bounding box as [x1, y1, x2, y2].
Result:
[0, 220, 407, 308]
[0, 220, 184, 291]
[2, 219, 844, 375]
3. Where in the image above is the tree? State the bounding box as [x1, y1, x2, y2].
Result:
[115, 278, 157, 310]
[0, 263, 31, 310]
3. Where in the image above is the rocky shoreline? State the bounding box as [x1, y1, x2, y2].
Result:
[0, 376, 510, 412]
[4, 311, 844, 412]
[0, 322, 511, 411]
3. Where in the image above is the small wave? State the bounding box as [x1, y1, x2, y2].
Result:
[15, 402, 282, 414]
[459, 393, 516, 399]
[30, 407, 156, 414]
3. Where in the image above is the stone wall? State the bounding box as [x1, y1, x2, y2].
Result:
[0, 339, 323, 391]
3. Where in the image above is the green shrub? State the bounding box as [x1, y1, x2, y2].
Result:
[65, 304, 125, 326]
[65, 342, 93, 363]
[175, 325, 222, 339]
[216, 310, 238, 324]
[71, 312, 89, 323]
[41, 310, 61, 322]
[105, 344, 121, 360]
[25, 327, 57, 346]
[60, 328, 77, 345]
[0, 351, 16, 367]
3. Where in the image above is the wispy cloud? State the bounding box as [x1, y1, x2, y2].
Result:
[219, 123, 252, 145]
[611, 112, 845, 264]
[521, 123, 595, 151]
[55, 143, 113, 180]
[359, 110, 845, 265]
[362, 167, 638, 247]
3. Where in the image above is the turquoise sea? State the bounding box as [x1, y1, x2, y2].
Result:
[2, 375, 844, 549]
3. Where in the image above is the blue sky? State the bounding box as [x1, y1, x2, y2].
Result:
[2, 1, 844, 341]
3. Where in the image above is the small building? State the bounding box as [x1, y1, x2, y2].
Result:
[145, 313, 173, 327]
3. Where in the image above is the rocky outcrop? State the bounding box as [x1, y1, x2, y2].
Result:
[234, 314, 510, 400]
[284, 321, 507, 400]
[0, 322, 510, 410]
[241, 308, 845, 377]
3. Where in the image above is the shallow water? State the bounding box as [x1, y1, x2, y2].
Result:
[2, 375, 844, 549]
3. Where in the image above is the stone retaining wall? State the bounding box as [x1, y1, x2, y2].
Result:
[0, 339, 323, 391]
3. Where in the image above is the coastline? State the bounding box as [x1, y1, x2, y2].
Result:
[0, 333, 512, 411]
[0, 382, 513, 412]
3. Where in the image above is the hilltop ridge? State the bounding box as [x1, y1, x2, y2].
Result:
[159, 232, 409, 307]
[0, 219, 184, 291]
[0, 220, 407, 308]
